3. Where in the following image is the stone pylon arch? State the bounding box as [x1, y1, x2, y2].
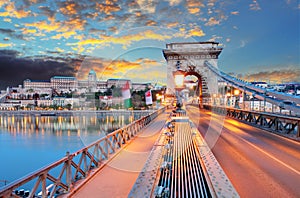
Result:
[162, 42, 223, 107]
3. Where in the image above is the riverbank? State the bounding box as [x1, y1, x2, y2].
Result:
[0, 109, 156, 116]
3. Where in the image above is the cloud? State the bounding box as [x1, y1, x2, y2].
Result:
[72, 30, 172, 47]
[242, 68, 300, 83]
[186, 0, 205, 8]
[0, 50, 80, 89]
[21, 28, 36, 34]
[22, 0, 45, 7]
[209, 35, 222, 42]
[239, 40, 247, 48]
[187, 27, 205, 37]
[231, 11, 239, 15]
[3, 18, 12, 23]
[0, 43, 12, 47]
[168, 0, 182, 6]
[25, 20, 61, 32]
[59, 2, 80, 16]
[88, 28, 106, 35]
[96, 2, 121, 15]
[76, 56, 162, 82]
[24, 17, 86, 41]
[249, 0, 261, 11]
[0, 1, 31, 18]
[55, 47, 64, 53]
[0, 0, 7, 7]
[145, 20, 157, 26]
[205, 17, 220, 26]
[38, 6, 56, 19]
[188, 7, 200, 14]
[51, 31, 76, 40]
[207, 0, 217, 7]
[0, 28, 25, 40]
[134, 0, 159, 14]
[166, 22, 179, 28]
[186, 0, 204, 14]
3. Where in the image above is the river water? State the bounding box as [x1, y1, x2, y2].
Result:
[0, 111, 150, 187]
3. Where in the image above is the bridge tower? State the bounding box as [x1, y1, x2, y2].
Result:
[162, 42, 223, 107]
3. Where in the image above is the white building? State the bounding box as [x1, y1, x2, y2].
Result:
[23, 79, 51, 89]
[50, 76, 77, 90]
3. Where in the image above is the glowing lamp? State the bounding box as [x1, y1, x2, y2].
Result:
[173, 69, 185, 89]
[234, 89, 240, 96]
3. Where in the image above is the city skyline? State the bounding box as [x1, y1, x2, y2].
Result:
[0, 0, 299, 89]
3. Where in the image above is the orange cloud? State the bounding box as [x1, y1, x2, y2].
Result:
[76, 57, 161, 81]
[73, 30, 172, 47]
[96, 2, 120, 15]
[0, 0, 7, 7]
[187, 27, 205, 37]
[231, 11, 239, 15]
[186, 0, 204, 14]
[0, 1, 31, 19]
[186, 0, 204, 8]
[25, 20, 61, 32]
[55, 47, 64, 53]
[59, 2, 78, 16]
[188, 7, 200, 14]
[145, 20, 157, 26]
[0, 43, 12, 47]
[25, 17, 85, 41]
[166, 22, 179, 28]
[21, 28, 36, 34]
[242, 68, 300, 83]
[168, 0, 182, 6]
[205, 17, 220, 26]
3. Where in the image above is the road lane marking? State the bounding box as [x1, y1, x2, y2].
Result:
[226, 128, 300, 176]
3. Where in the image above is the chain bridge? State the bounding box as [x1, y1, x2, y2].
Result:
[0, 42, 299, 198]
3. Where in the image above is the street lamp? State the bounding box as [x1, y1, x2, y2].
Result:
[226, 92, 230, 106]
[173, 61, 185, 111]
[234, 89, 240, 109]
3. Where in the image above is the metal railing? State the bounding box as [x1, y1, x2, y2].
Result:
[202, 105, 300, 138]
[0, 108, 166, 198]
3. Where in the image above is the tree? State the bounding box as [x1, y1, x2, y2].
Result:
[65, 104, 72, 110]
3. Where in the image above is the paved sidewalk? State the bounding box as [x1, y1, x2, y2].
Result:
[69, 111, 168, 198]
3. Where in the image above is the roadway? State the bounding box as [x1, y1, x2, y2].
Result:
[186, 105, 300, 197]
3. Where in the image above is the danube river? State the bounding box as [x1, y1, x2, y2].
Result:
[0, 110, 151, 187]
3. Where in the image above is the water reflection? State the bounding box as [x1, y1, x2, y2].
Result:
[0, 111, 151, 185]
[0, 111, 147, 139]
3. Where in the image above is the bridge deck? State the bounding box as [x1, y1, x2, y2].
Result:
[67, 110, 169, 198]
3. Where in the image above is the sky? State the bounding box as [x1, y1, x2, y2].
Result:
[0, 0, 299, 89]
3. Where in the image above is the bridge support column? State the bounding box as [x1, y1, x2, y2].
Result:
[163, 42, 223, 108]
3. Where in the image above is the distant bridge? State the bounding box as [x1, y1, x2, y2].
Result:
[204, 61, 300, 114]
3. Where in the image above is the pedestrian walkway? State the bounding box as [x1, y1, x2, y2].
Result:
[68, 111, 169, 198]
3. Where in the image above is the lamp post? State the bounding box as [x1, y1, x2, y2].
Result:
[173, 61, 185, 111]
[234, 89, 240, 109]
[226, 92, 231, 107]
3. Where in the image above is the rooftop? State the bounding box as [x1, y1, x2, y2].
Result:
[51, 76, 76, 79]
